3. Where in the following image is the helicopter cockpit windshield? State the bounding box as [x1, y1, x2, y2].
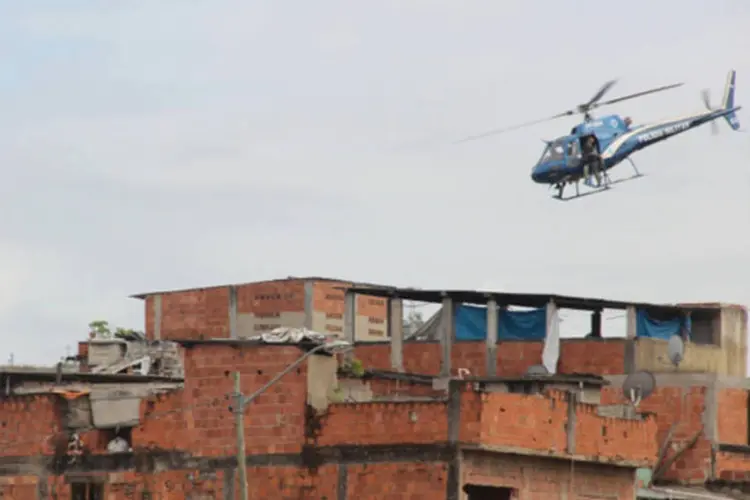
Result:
[537, 139, 566, 165]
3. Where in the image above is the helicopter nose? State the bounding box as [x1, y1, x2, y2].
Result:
[531, 165, 547, 183]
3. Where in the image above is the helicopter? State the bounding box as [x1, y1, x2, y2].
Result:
[458, 70, 742, 201]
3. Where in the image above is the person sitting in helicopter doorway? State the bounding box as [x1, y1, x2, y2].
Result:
[582, 135, 603, 186]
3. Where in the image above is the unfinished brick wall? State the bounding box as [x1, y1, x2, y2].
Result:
[178, 343, 309, 455]
[318, 401, 449, 446]
[346, 462, 448, 499]
[366, 378, 446, 399]
[462, 450, 636, 500]
[142, 279, 390, 341]
[354, 339, 628, 377]
[602, 385, 712, 483]
[0, 395, 60, 456]
[465, 391, 657, 465]
[717, 388, 748, 446]
[0, 477, 38, 499]
[149, 286, 232, 340]
[712, 388, 750, 481]
[25, 464, 446, 500]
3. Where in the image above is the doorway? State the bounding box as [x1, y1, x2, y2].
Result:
[463, 484, 516, 500]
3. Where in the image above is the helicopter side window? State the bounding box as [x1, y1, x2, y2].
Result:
[567, 140, 581, 159]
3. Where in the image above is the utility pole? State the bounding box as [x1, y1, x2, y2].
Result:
[233, 372, 248, 500]
[231, 340, 351, 498]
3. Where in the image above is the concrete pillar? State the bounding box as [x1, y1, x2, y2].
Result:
[228, 286, 238, 339]
[389, 297, 404, 372]
[153, 294, 162, 340]
[626, 306, 638, 339]
[485, 298, 498, 376]
[590, 310, 602, 338]
[343, 290, 356, 361]
[624, 306, 638, 373]
[440, 296, 454, 378]
[303, 281, 314, 330]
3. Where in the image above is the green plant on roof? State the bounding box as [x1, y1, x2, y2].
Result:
[349, 358, 365, 377]
[88, 320, 112, 338]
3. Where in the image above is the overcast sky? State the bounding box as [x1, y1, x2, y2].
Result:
[1, 1, 749, 364]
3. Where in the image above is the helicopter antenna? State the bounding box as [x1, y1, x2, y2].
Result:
[455, 79, 684, 144]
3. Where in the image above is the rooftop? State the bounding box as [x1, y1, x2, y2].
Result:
[0, 366, 183, 384]
[342, 285, 735, 313]
[130, 275, 388, 299]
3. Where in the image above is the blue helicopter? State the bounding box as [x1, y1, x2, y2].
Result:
[459, 70, 741, 201]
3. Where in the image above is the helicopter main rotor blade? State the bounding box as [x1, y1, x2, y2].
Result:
[454, 110, 574, 144]
[591, 82, 684, 110]
[584, 80, 618, 109]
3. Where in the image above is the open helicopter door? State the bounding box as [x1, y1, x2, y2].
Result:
[565, 138, 582, 168]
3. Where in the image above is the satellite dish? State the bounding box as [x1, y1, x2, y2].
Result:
[622, 371, 656, 407]
[525, 364, 549, 376]
[667, 334, 685, 367]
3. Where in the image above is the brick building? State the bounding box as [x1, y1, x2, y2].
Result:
[2, 277, 749, 498]
[0, 337, 656, 499]
[132, 277, 390, 342]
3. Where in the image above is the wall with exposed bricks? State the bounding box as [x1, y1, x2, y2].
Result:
[318, 388, 656, 467]
[601, 385, 713, 483]
[0, 395, 60, 457]
[462, 450, 636, 500]
[353, 339, 627, 377]
[0, 342, 666, 499]
[141, 279, 389, 341]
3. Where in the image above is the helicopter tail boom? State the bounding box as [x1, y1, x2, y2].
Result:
[721, 70, 740, 131]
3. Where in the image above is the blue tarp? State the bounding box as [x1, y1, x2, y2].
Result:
[454, 304, 547, 341]
[635, 309, 691, 340]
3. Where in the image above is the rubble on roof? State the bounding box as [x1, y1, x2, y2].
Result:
[247, 326, 332, 345]
[88, 339, 183, 378]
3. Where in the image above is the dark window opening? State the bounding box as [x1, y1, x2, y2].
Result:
[71, 483, 103, 500]
[690, 309, 721, 346]
[463, 484, 516, 500]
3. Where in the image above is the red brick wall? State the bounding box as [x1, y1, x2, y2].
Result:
[14, 464, 446, 500]
[236, 280, 306, 316]
[602, 385, 712, 483]
[346, 462, 448, 499]
[312, 281, 347, 317]
[318, 401, 449, 446]
[354, 339, 628, 377]
[367, 378, 446, 399]
[318, 387, 655, 467]
[472, 390, 656, 465]
[177, 343, 309, 455]
[718, 388, 748, 446]
[153, 287, 231, 340]
[144, 280, 307, 340]
[0, 395, 60, 456]
[462, 451, 636, 500]
[143, 279, 391, 341]
[715, 452, 750, 482]
[477, 391, 568, 454]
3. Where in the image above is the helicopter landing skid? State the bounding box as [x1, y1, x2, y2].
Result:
[552, 173, 645, 202]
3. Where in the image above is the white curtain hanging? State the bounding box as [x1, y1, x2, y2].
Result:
[542, 299, 561, 374]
